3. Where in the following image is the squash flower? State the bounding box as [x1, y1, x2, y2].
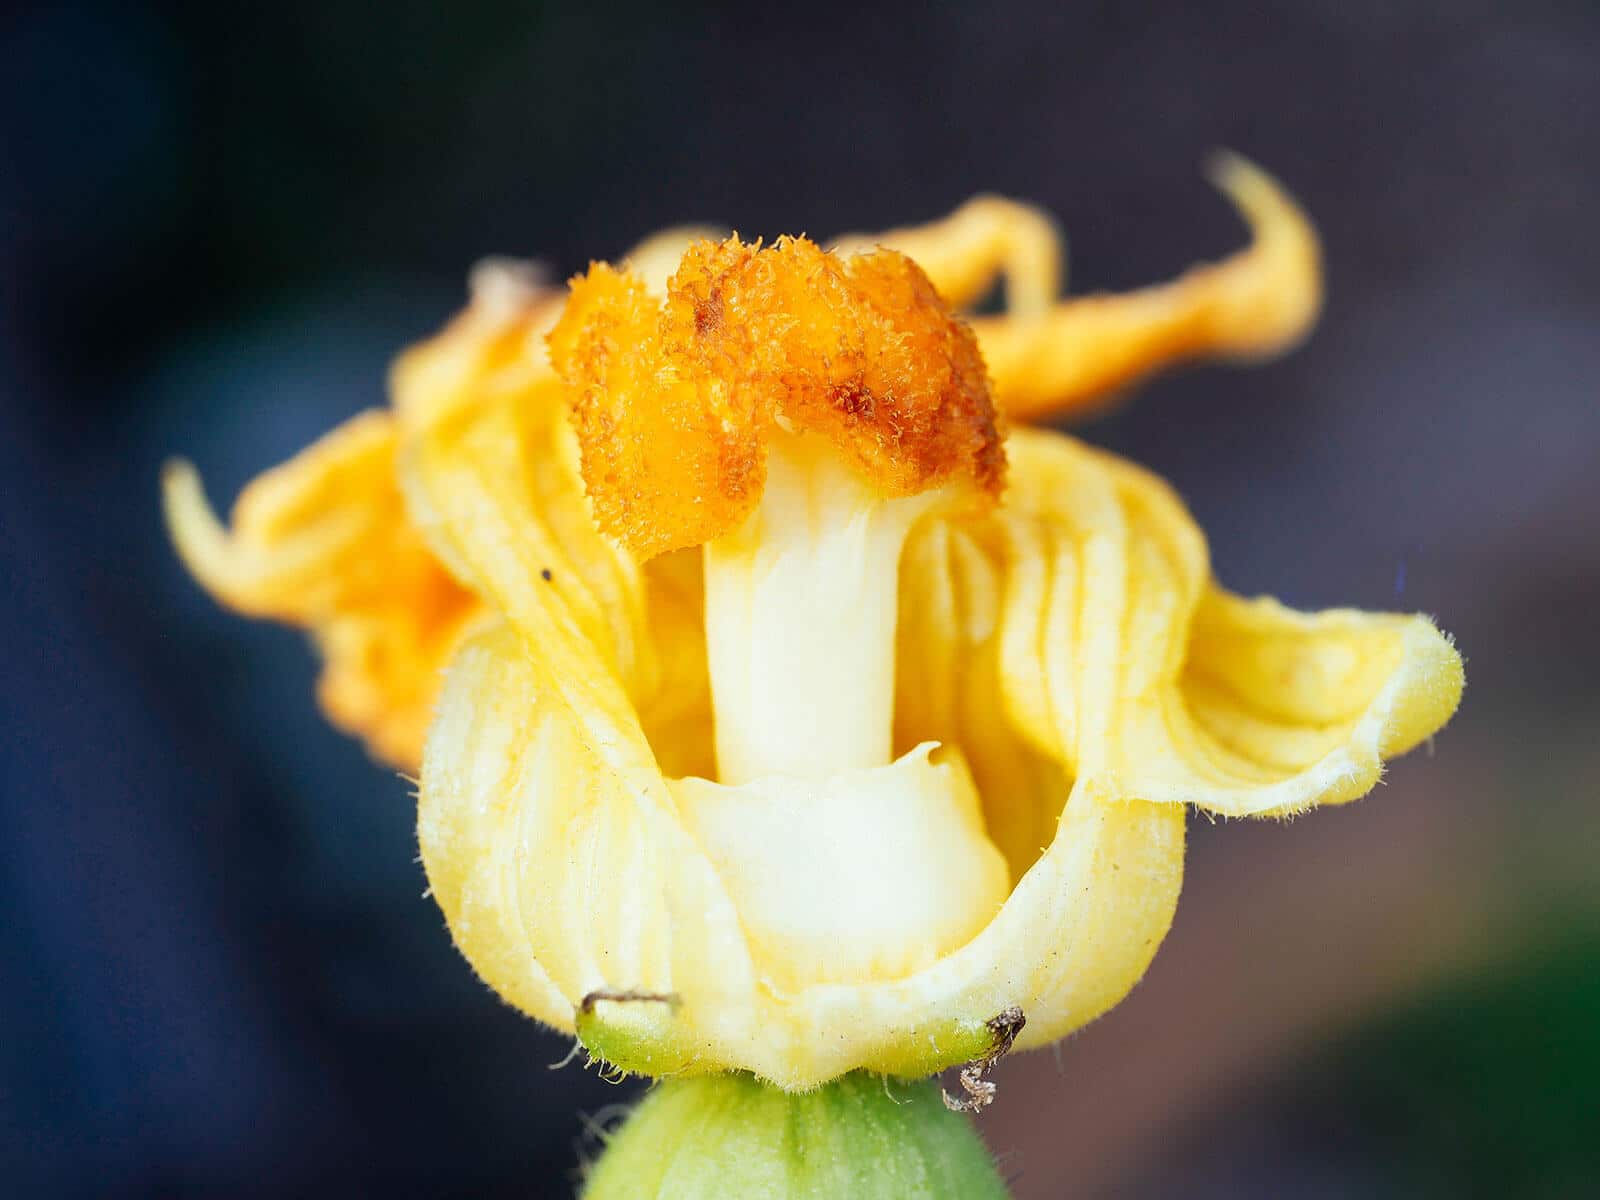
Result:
[164, 158, 1461, 1191]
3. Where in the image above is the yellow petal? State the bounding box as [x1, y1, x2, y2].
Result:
[897, 426, 1204, 868]
[419, 620, 755, 1068]
[972, 155, 1322, 421]
[892, 508, 1190, 1054]
[420, 621, 1185, 1089]
[978, 426, 1462, 819]
[979, 427, 1209, 778]
[1124, 589, 1464, 817]
[161, 411, 479, 769]
[164, 235, 720, 774]
[895, 516, 1072, 881]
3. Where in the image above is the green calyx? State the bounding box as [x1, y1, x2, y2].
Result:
[581, 1072, 1014, 1199]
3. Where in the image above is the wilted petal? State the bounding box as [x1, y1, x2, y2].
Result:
[419, 620, 759, 1072]
[162, 411, 479, 768]
[954, 426, 1461, 820]
[1123, 589, 1464, 817]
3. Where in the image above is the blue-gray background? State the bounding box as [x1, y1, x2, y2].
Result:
[3, 2, 1596, 1196]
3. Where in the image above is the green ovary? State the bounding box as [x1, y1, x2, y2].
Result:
[582, 1072, 1012, 1199]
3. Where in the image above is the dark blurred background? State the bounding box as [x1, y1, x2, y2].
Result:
[2, 1, 1596, 1196]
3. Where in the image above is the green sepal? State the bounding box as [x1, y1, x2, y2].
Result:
[575, 991, 1019, 1085]
[574, 991, 696, 1078]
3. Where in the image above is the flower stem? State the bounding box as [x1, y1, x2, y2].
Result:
[581, 1072, 1014, 1199]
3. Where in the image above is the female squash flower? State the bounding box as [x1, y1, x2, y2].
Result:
[163, 159, 1461, 1106]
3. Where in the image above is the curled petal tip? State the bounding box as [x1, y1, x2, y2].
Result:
[160, 455, 196, 488]
[976, 155, 1324, 422]
[467, 256, 553, 314]
[1201, 150, 1324, 356]
[160, 458, 238, 602]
